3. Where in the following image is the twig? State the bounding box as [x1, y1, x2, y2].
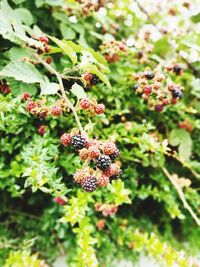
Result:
[134, 0, 200, 77]
[162, 167, 200, 226]
[34, 53, 85, 136]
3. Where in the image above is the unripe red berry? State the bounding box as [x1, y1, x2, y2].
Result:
[38, 125, 46, 135]
[37, 48, 43, 55]
[95, 104, 105, 114]
[155, 104, 163, 112]
[80, 98, 91, 109]
[98, 175, 110, 187]
[51, 106, 62, 116]
[88, 146, 101, 159]
[54, 197, 66, 205]
[96, 219, 106, 230]
[162, 99, 169, 106]
[74, 170, 87, 184]
[0, 84, 11, 94]
[172, 98, 178, 105]
[143, 85, 152, 95]
[166, 65, 173, 71]
[83, 72, 93, 81]
[103, 142, 116, 155]
[44, 45, 50, 53]
[45, 57, 52, 64]
[118, 43, 127, 52]
[21, 92, 31, 101]
[26, 100, 38, 113]
[103, 164, 119, 177]
[79, 148, 89, 160]
[60, 133, 72, 146]
[39, 36, 49, 44]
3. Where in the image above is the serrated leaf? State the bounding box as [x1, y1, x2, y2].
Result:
[50, 36, 77, 64]
[7, 78, 37, 96]
[71, 83, 87, 99]
[0, 61, 44, 83]
[60, 23, 76, 40]
[40, 81, 59, 95]
[15, 8, 34, 26]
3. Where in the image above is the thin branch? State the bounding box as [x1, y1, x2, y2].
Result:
[34, 53, 85, 136]
[162, 167, 200, 226]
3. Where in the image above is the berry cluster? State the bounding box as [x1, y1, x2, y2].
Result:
[25, 96, 66, 119]
[60, 133, 122, 192]
[75, 0, 106, 16]
[133, 69, 183, 112]
[100, 40, 128, 63]
[80, 98, 105, 114]
[0, 81, 11, 94]
[82, 72, 100, 87]
[95, 203, 118, 217]
[29, 35, 51, 63]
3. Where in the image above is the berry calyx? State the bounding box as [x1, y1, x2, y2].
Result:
[96, 155, 111, 171]
[98, 175, 110, 187]
[71, 134, 87, 150]
[81, 176, 98, 192]
[60, 133, 72, 146]
[80, 98, 91, 110]
[38, 125, 46, 135]
[50, 106, 62, 116]
[95, 104, 105, 114]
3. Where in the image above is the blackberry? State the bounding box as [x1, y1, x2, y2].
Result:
[110, 170, 122, 180]
[145, 71, 155, 80]
[96, 155, 111, 170]
[109, 149, 120, 161]
[81, 176, 98, 192]
[155, 104, 163, 112]
[172, 89, 183, 98]
[71, 135, 87, 150]
[90, 74, 100, 86]
[173, 65, 182, 75]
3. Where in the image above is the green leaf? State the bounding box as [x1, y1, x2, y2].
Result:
[108, 180, 131, 205]
[60, 23, 76, 40]
[50, 36, 77, 64]
[0, 61, 44, 83]
[191, 13, 200, 23]
[169, 128, 192, 160]
[7, 78, 37, 96]
[15, 8, 34, 26]
[5, 47, 32, 61]
[71, 83, 87, 99]
[40, 81, 60, 95]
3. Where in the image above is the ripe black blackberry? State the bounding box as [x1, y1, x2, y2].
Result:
[71, 135, 87, 150]
[110, 170, 122, 180]
[145, 71, 155, 80]
[95, 155, 111, 170]
[173, 65, 182, 75]
[172, 89, 183, 98]
[90, 74, 100, 86]
[81, 176, 98, 192]
[109, 149, 120, 161]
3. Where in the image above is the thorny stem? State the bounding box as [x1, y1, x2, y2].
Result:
[33, 53, 86, 136]
[162, 167, 200, 226]
[134, 0, 200, 78]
